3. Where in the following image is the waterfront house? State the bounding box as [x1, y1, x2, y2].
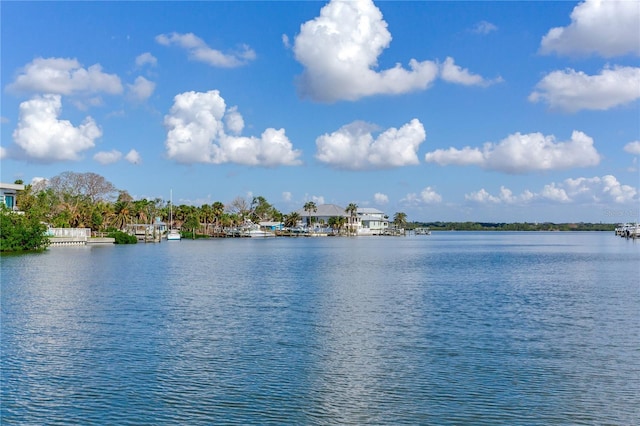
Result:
[293, 204, 390, 235]
[356, 207, 389, 235]
[294, 203, 356, 232]
[0, 182, 25, 211]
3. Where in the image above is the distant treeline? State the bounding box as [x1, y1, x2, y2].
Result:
[407, 222, 617, 232]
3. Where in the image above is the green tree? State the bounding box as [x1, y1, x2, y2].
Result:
[345, 203, 358, 236]
[284, 211, 301, 228]
[328, 216, 346, 234]
[211, 201, 225, 232]
[303, 201, 317, 230]
[393, 212, 408, 228]
[182, 211, 201, 239]
[0, 206, 49, 252]
[111, 200, 133, 230]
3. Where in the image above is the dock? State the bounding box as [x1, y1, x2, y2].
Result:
[47, 228, 115, 246]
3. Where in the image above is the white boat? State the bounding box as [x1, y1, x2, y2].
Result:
[167, 190, 181, 241]
[414, 227, 431, 235]
[167, 229, 181, 241]
[241, 222, 275, 238]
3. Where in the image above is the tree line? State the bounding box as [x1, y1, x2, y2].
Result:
[408, 221, 616, 232]
[2, 171, 410, 251]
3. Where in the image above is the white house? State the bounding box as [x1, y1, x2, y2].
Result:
[293, 204, 389, 235]
[0, 182, 25, 211]
[357, 207, 389, 235]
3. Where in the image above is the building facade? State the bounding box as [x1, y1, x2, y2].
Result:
[356, 207, 389, 235]
[0, 182, 25, 211]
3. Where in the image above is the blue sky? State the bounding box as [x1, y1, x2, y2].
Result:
[1, 0, 639, 223]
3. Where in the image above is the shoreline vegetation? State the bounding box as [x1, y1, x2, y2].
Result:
[0, 171, 624, 253]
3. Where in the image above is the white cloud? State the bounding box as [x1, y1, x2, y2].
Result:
[12, 94, 101, 162]
[374, 192, 389, 205]
[466, 175, 637, 205]
[93, 149, 122, 165]
[125, 149, 142, 164]
[472, 21, 498, 35]
[529, 66, 640, 112]
[127, 76, 155, 102]
[0, 146, 7, 160]
[402, 186, 442, 205]
[440, 57, 501, 86]
[316, 118, 425, 170]
[425, 130, 601, 173]
[624, 141, 640, 155]
[311, 195, 325, 205]
[156, 32, 255, 68]
[1, 116, 9, 124]
[281, 34, 291, 49]
[7, 57, 123, 96]
[224, 106, 244, 135]
[465, 188, 500, 203]
[540, 0, 640, 57]
[466, 187, 535, 204]
[164, 90, 302, 167]
[282, 191, 292, 202]
[293, 0, 438, 102]
[539, 183, 571, 203]
[135, 52, 157, 68]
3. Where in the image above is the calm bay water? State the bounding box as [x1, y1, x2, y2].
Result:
[2, 232, 639, 425]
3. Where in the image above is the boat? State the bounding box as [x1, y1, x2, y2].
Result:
[414, 227, 431, 235]
[167, 190, 181, 241]
[241, 222, 275, 238]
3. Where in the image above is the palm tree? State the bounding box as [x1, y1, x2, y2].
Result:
[285, 211, 301, 229]
[303, 201, 317, 232]
[200, 204, 214, 236]
[345, 203, 358, 236]
[393, 212, 408, 229]
[111, 200, 133, 230]
[211, 201, 225, 232]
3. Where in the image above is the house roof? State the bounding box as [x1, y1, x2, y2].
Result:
[295, 203, 347, 217]
[0, 183, 25, 191]
[357, 207, 384, 214]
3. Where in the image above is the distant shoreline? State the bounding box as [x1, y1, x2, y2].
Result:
[407, 222, 621, 232]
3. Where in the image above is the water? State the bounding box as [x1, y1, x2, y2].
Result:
[2, 232, 639, 425]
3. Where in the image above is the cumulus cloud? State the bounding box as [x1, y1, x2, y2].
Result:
[624, 141, 640, 155]
[293, 0, 438, 102]
[540, 0, 640, 57]
[135, 52, 157, 68]
[466, 175, 637, 205]
[93, 149, 122, 165]
[156, 32, 255, 68]
[0, 146, 7, 160]
[125, 149, 142, 164]
[472, 21, 498, 35]
[402, 186, 443, 205]
[164, 90, 301, 167]
[425, 130, 601, 173]
[127, 76, 155, 102]
[7, 57, 123, 96]
[311, 195, 325, 205]
[12, 94, 102, 162]
[440, 57, 501, 86]
[466, 187, 535, 204]
[374, 192, 389, 205]
[282, 191, 292, 202]
[316, 119, 425, 170]
[529, 66, 640, 112]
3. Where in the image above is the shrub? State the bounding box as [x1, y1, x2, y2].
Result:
[0, 207, 49, 252]
[107, 230, 138, 244]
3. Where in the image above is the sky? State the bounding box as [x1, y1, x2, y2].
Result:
[1, 0, 639, 223]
